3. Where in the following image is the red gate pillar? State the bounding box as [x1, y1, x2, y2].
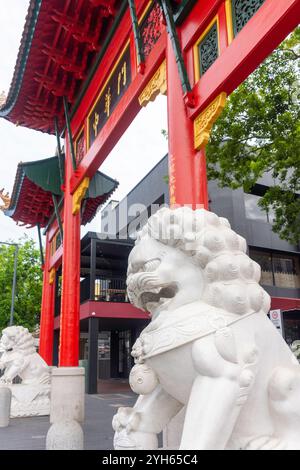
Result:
[59, 139, 81, 367]
[166, 36, 209, 209]
[39, 233, 55, 365]
[48, 141, 85, 446]
[194, 148, 209, 210]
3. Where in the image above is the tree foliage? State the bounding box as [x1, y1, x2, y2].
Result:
[0, 236, 42, 332]
[206, 27, 300, 245]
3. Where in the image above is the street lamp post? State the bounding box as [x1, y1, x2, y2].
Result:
[0, 242, 19, 326]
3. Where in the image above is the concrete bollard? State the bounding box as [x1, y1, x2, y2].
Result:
[46, 420, 84, 450]
[0, 385, 12, 427]
[46, 367, 85, 450]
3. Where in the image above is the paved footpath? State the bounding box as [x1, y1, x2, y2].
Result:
[0, 392, 136, 450]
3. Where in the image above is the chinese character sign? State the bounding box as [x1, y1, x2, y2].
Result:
[88, 47, 132, 148]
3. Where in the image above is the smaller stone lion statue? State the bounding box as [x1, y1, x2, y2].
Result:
[291, 340, 300, 361]
[0, 326, 50, 417]
[112, 207, 300, 450]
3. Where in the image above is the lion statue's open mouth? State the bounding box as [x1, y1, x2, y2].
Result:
[127, 259, 178, 316]
[139, 284, 178, 313]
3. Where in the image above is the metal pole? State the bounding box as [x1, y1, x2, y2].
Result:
[9, 244, 18, 326]
[37, 223, 45, 267]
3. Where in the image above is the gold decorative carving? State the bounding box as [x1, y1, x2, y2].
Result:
[169, 154, 177, 206]
[138, 60, 167, 107]
[194, 92, 227, 150]
[72, 177, 90, 215]
[49, 268, 56, 285]
[0, 188, 10, 211]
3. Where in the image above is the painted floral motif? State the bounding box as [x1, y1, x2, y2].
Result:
[76, 130, 85, 164]
[141, 3, 164, 58]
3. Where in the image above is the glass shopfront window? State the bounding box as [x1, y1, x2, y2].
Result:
[98, 331, 111, 379]
[250, 250, 273, 286]
[250, 249, 300, 289]
[244, 193, 275, 224]
[273, 255, 300, 289]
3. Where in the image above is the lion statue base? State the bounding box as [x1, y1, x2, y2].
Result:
[112, 207, 300, 450]
[0, 326, 50, 418]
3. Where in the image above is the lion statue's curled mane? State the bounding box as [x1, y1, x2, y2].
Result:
[132, 206, 270, 316]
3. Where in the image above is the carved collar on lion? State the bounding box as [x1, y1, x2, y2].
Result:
[132, 301, 261, 363]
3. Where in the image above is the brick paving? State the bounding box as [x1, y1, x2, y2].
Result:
[0, 392, 136, 450]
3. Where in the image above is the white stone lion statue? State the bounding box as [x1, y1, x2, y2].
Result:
[112, 207, 300, 450]
[0, 326, 50, 417]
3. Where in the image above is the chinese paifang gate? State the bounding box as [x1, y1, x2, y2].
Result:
[0, 0, 299, 371]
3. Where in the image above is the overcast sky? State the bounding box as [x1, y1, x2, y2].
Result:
[0, 1, 168, 244]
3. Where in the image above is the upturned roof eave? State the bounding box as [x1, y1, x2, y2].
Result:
[0, 0, 42, 119]
[5, 156, 119, 227]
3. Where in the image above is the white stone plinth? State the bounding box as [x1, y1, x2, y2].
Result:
[46, 420, 84, 450]
[49, 367, 85, 424]
[0, 386, 11, 427]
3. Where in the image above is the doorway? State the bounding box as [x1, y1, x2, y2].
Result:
[117, 330, 132, 378]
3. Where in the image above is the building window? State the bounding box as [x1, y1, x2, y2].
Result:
[244, 193, 275, 224]
[250, 249, 300, 289]
[273, 254, 300, 289]
[250, 250, 273, 286]
[232, 0, 266, 36]
[283, 311, 300, 348]
[94, 278, 128, 302]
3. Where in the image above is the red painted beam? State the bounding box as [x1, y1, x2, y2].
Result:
[70, 0, 150, 137]
[49, 244, 63, 271]
[187, 0, 300, 119]
[70, 31, 167, 193]
[180, 0, 224, 52]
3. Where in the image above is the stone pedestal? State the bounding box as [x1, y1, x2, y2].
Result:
[46, 367, 85, 450]
[0, 386, 11, 427]
[49, 367, 85, 423]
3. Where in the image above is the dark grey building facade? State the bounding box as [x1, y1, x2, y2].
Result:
[101, 154, 300, 347]
[76, 154, 299, 392]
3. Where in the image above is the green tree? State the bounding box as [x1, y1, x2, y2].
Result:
[206, 27, 300, 245]
[0, 236, 43, 331]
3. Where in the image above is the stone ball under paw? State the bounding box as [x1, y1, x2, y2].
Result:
[129, 364, 159, 395]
